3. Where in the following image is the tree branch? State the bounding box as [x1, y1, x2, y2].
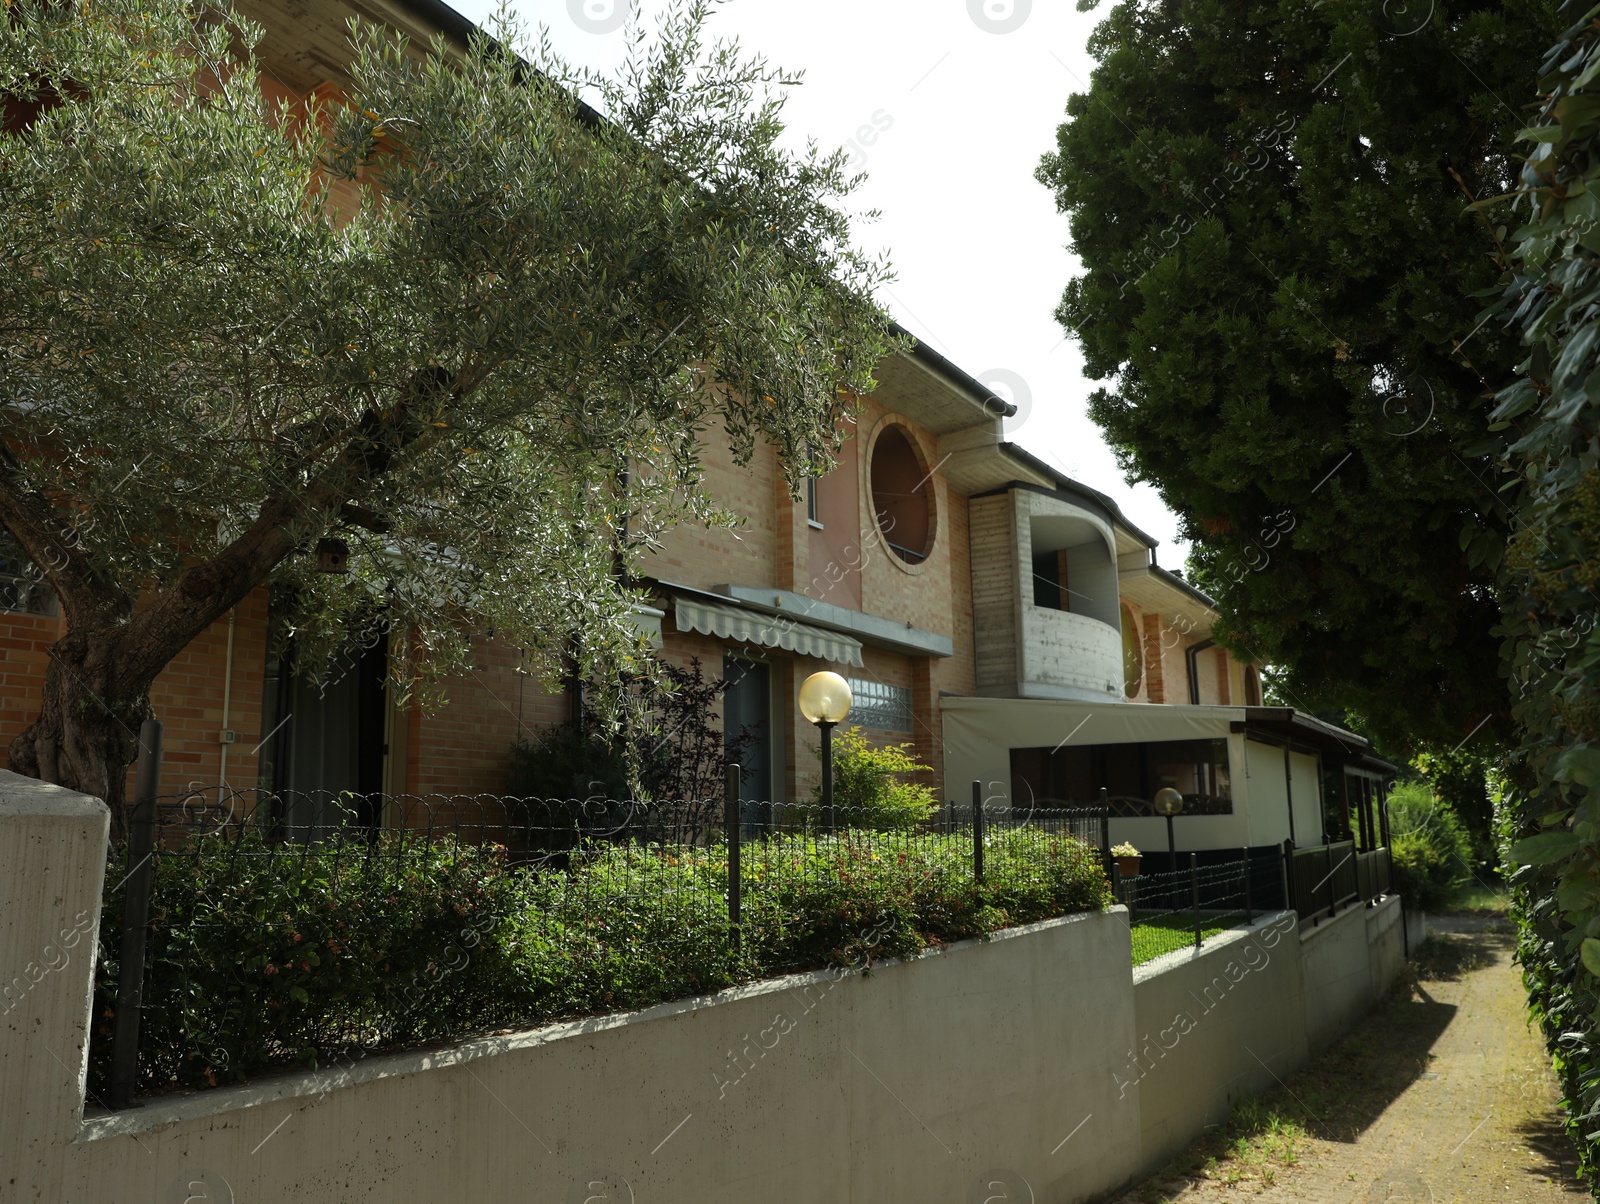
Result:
[0, 440, 132, 629]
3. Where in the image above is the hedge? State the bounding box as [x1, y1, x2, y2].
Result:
[89, 827, 1110, 1097]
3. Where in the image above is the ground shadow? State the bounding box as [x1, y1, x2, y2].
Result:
[1406, 927, 1507, 983]
[1118, 939, 1466, 1202]
[1276, 951, 1461, 1146]
[1512, 1110, 1590, 1195]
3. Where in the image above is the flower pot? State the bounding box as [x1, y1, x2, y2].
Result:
[1116, 855, 1142, 878]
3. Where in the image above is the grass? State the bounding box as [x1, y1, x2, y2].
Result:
[1130, 915, 1231, 967]
[1436, 880, 1509, 916]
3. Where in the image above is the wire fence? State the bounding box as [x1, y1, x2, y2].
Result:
[1120, 851, 1273, 967]
[92, 765, 1113, 1106]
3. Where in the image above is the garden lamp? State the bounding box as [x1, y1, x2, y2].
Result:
[1153, 787, 1184, 866]
[799, 671, 852, 830]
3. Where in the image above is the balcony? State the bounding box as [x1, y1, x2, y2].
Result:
[971, 487, 1126, 702]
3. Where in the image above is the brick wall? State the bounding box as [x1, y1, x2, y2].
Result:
[969, 493, 1018, 695]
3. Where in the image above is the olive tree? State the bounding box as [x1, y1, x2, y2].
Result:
[0, 0, 892, 814]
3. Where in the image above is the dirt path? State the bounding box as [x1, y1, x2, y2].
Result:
[1120, 919, 1589, 1203]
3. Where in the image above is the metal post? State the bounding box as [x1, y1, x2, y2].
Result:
[1099, 808, 1110, 876]
[1243, 846, 1253, 923]
[1190, 853, 1202, 949]
[108, 717, 162, 1110]
[1166, 813, 1176, 869]
[971, 779, 985, 885]
[1325, 843, 1336, 919]
[1281, 839, 1294, 917]
[820, 721, 836, 832]
[725, 763, 742, 955]
[1283, 745, 1297, 846]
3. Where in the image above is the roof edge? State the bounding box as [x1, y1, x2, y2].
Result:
[889, 322, 1015, 419]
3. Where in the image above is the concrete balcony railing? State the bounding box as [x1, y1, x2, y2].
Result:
[1017, 604, 1125, 702]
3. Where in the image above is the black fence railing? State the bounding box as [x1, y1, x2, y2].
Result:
[1287, 838, 1392, 924]
[95, 767, 1114, 1107]
[1115, 849, 1273, 966]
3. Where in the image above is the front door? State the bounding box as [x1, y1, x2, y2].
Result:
[723, 654, 771, 818]
[261, 632, 388, 834]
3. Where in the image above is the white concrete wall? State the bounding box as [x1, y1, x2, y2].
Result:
[1128, 897, 1404, 1176]
[0, 772, 111, 1204]
[4, 772, 1406, 1204]
[1019, 605, 1126, 703]
[1301, 893, 1404, 1054]
[1131, 912, 1308, 1173]
[3, 770, 1143, 1204]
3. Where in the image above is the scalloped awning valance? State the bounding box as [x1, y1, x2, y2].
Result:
[672, 597, 863, 667]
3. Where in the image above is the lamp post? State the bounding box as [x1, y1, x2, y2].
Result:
[1153, 787, 1185, 868]
[799, 671, 852, 831]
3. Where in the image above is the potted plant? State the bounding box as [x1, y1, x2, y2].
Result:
[1111, 841, 1142, 877]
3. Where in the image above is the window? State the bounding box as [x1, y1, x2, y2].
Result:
[844, 677, 913, 732]
[1244, 665, 1263, 707]
[1121, 605, 1144, 697]
[870, 425, 933, 564]
[806, 475, 821, 527]
[1031, 549, 1068, 610]
[0, 528, 56, 616]
[1010, 738, 1233, 814]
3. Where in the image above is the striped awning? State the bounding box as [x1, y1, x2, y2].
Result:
[672, 597, 863, 667]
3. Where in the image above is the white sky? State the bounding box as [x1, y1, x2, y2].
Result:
[450, 0, 1189, 564]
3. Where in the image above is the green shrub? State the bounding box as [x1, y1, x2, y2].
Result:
[90, 833, 522, 1095]
[820, 727, 938, 831]
[507, 724, 629, 802]
[91, 823, 1111, 1097]
[1386, 780, 1473, 911]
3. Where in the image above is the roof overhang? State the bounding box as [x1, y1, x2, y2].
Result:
[1117, 563, 1218, 626]
[1230, 707, 1370, 761]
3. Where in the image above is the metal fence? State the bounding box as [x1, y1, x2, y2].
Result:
[1287, 838, 1393, 924]
[96, 752, 1112, 1107]
[1117, 850, 1272, 966]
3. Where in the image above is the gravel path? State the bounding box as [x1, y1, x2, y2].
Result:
[1138, 919, 1587, 1203]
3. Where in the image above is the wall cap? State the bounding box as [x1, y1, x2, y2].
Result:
[0, 769, 109, 821]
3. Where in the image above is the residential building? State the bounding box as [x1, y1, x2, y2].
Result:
[0, 0, 1389, 867]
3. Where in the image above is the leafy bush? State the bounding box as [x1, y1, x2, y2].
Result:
[91, 824, 1110, 1097]
[1386, 781, 1472, 911]
[819, 727, 938, 831]
[90, 833, 522, 1096]
[507, 657, 747, 806]
[507, 723, 630, 801]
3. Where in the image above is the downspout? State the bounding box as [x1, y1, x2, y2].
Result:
[1186, 638, 1215, 705]
[1283, 745, 1296, 846]
[217, 607, 236, 796]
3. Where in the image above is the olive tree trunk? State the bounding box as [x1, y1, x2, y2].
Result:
[7, 627, 151, 839]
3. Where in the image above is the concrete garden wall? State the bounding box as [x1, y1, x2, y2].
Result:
[0, 773, 1405, 1204]
[1128, 896, 1405, 1176]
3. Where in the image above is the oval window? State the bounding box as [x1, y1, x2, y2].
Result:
[870, 426, 933, 564]
[1121, 605, 1144, 697]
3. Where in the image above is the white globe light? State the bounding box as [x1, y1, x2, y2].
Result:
[798, 671, 852, 725]
[1153, 787, 1185, 816]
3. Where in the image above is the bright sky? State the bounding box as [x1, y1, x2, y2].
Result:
[450, 0, 1190, 564]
